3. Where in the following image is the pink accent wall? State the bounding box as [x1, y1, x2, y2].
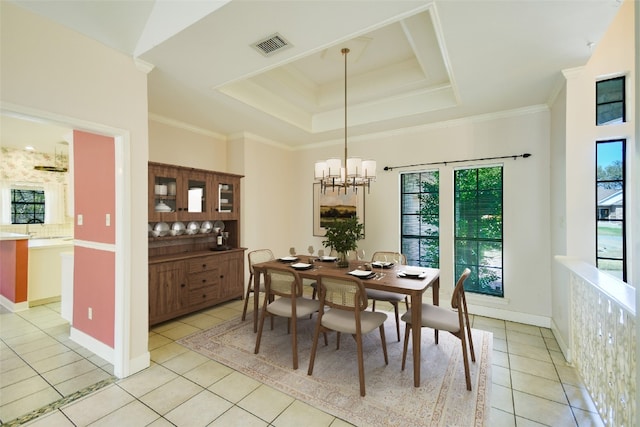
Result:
[72, 130, 116, 348]
[0, 239, 28, 303]
[73, 130, 116, 244]
[72, 247, 115, 346]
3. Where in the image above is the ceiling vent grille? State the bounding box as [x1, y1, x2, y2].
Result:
[251, 33, 292, 57]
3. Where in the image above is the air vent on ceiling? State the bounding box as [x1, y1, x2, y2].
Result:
[251, 33, 292, 57]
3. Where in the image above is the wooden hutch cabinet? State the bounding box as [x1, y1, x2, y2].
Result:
[148, 162, 245, 326]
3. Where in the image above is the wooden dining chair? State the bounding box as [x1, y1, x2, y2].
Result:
[307, 273, 388, 397]
[401, 268, 475, 390]
[254, 265, 320, 369]
[242, 249, 275, 324]
[366, 251, 409, 341]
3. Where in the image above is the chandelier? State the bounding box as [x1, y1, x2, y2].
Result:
[314, 48, 376, 193]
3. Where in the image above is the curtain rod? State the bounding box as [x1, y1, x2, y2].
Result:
[383, 153, 531, 171]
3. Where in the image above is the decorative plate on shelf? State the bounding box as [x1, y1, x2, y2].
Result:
[170, 222, 185, 236]
[153, 222, 170, 237]
[200, 221, 213, 233]
[213, 220, 225, 232]
[186, 221, 200, 235]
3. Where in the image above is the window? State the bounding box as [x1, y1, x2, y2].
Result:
[454, 166, 503, 297]
[400, 170, 439, 268]
[596, 139, 626, 281]
[596, 76, 625, 125]
[11, 188, 45, 224]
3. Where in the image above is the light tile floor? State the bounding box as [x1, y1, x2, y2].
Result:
[0, 295, 604, 426]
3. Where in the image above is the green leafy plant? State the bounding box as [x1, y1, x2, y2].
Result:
[322, 216, 364, 267]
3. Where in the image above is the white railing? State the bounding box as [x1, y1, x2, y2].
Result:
[558, 256, 636, 426]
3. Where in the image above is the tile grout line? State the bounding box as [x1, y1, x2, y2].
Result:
[2, 376, 117, 426]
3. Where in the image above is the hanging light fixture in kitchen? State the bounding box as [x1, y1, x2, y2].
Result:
[314, 48, 376, 194]
[34, 142, 68, 172]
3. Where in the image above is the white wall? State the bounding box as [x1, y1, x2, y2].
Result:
[0, 3, 150, 377]
[148, 117, 227, 171]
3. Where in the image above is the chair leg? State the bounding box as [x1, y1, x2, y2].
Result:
[379, 324, 388, 365]
[460, 331, 472, 391]
[254, 307, 267, 354]
[241, 273, 254, 321]
[308, 318, 325, 376]
[391, 301, 400, 342]
[401, 323, 411, 371]
[464, 313, 475, 362]
[355, 331, 366, 397]
[291, 316, 298, 370]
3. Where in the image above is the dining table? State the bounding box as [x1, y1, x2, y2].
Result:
[251, 256, 440, 388]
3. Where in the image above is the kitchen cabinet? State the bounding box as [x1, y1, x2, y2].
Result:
[148, 249, 245, 325]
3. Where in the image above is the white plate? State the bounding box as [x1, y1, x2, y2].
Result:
[279, 256, 298, 262]
[291, 263, 312, 269]
[319, 256, 338, 262]
[348, 269, 375, 277]
[398, 271, 427, 279]
[371, 261, 394, 268]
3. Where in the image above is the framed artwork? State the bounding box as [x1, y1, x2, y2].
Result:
[313, 183, 365, 237]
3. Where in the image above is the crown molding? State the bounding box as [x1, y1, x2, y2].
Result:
[148, 113, 226, 140]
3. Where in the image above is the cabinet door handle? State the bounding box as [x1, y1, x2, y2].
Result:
[202, 294, 206, 299]
[219, 275, 224, 279]
[181, 283, 186, 288]
[202, 264, 207, 268]
[202, 279, 207, 283]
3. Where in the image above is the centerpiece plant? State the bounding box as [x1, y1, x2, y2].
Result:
[322, 216, 364, 267]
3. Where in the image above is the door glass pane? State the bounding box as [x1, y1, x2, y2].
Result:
[187, 179, 206, 213]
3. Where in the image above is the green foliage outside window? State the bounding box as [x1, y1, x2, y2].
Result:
[454, 166, 503, 297]
[401, 171, 439, 268]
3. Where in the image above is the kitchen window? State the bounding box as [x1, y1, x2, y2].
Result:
[11, 188, 45, 224]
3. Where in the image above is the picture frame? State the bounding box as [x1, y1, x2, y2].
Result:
[313, 183, 365, 237]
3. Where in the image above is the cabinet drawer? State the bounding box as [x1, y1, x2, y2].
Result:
[188, 256, 218, 273]
[189, 285, 220, 305]
[189, 270, 219, 290]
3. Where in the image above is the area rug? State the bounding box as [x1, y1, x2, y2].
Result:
[178, 315, 492, 426]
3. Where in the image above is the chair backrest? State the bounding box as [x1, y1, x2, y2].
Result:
[451, 268, 472, 310]
[264, 266, 302, 298]
[317, 274, 368, 312]
[371, 251, 407, 265]
[248, 249, 275, 274]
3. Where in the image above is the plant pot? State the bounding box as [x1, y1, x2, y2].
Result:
[337, 252, 350, 268]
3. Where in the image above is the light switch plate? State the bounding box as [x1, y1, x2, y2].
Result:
[77, 214, 83, 225]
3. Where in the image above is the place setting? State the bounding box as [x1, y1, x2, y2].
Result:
[396, 266, 429, 280]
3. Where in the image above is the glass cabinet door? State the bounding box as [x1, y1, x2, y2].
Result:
[149, 166, 179, 222]
[215, 176, 239, 219]
[180, 171, 209, 221]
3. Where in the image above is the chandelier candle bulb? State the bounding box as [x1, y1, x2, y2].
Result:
[362, 160, 376, 179]
[347, 157, 362, 177]
[315, 162, 328, 179]
[327, 158, 341, 177]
